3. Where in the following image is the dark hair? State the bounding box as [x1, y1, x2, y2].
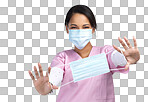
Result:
[65, 4, 97, 30]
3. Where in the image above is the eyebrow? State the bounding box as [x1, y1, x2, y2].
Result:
[70, 24, 90, 26]
[70, 24, 77, 26]
[83, 24, 90, 26]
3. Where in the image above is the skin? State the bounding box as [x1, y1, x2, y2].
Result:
[66, 13, 95, 58]
[28, 63, 58, 95]
[66, 13, 140, 70]
[28, 13, 140, 95]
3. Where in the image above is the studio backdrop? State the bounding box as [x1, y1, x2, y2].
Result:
[0, 0, 147, 102]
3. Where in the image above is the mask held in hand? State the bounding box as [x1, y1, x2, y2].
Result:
[50, 50, 126, 87]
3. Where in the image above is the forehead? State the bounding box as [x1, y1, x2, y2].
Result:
[69, 13, 90, 25]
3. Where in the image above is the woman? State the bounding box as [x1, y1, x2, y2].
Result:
[28, 5, 140, 102]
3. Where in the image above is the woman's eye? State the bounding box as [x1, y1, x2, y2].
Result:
[71, 27, 76, 29]
[84, 27, 89, 28]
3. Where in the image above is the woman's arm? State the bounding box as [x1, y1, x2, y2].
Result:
[113, 36, 140, 70]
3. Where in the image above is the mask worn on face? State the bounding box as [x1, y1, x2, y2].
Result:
[69, 29, 92, 49]
[50, 49, 126, 87]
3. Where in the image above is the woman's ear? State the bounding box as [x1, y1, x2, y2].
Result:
[66, 25, 69, 34]
[92, 28, 95, 34]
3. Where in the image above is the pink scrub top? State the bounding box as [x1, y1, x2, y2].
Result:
[50, 45, 129, 102]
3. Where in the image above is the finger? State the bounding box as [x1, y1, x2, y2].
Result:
[124, 36, 132, 48]
[52, 85, 59, 89]
[121, 49, 127, 56]
[48, 66, 51, 74]
[118, 37, 128, 50]
[28, 70, 35, 81]
[48, 82, 59, 90]
[46, 71, 48, 77]
[113, 45, 122, 53]
[34, 66, 39, 79]
[38, 62, 43, 77]
[133, 36, 137, 49]
[124, 61, 130, 71]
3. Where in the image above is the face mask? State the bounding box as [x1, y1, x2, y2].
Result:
[69, 29, 92, 49]
[52, 49, 126, 88]
[69, 52, 110, 82]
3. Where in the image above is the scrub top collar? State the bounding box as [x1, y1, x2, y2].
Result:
[72, 46, 94, 59]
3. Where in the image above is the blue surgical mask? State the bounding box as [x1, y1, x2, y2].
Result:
[69, 29, 92, 49]
[52, 49, 125, 87]
[50, 49, 126, 87]
[69, 52, 110, 82]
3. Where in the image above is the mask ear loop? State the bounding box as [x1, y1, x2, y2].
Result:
[96, 29, 98, 38]
[60, 80, 74, 88]
[94, 29, 98, 38]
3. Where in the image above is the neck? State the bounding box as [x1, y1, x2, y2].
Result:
[74, 42, 93, 58]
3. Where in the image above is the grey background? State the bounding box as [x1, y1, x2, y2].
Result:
[0, 0, 147, 102]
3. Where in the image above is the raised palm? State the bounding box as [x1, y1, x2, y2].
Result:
[113, 36, 140, 70]
[28, 63, 58, 95]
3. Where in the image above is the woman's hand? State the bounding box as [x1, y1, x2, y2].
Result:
[28, 63, 58, 95]
[113, 36, 140, 71]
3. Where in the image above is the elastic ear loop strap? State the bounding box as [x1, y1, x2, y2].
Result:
[52, 49, 126, 88]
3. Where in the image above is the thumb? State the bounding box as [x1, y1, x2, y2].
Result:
[48, 66, 51, 74]
[48, 82, 59, 90]
[124, 61, 130, 71]
[52, 85, 59, 89]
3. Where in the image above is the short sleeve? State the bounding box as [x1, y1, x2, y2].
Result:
[50, 51, 65, 71]
[49, 51, 65, 86]
[104, 45, 129, 74]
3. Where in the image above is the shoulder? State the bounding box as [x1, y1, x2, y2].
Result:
[55, 49, 73, 58]
[96, 45, 114, 53]
[51, 49, 73, 63]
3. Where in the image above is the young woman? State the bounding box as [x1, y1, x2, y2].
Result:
[28, 5, 140, 102]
